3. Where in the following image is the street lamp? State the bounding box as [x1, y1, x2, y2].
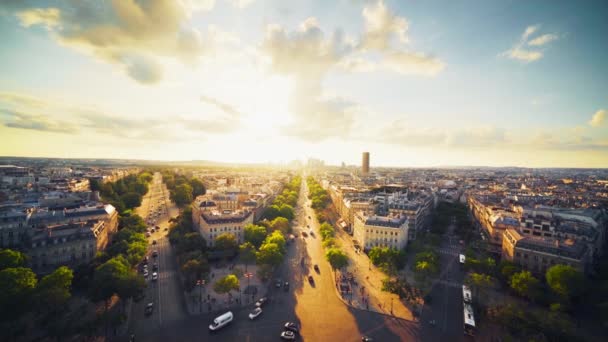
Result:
[197, 279, 205, 313]
[244, 272, 253, 303]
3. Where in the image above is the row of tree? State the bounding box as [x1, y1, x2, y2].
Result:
[0, 249, 74, 339]
[160, 170, 206, 208]
[369, 246, 407, 275]
[90, 172, 153, 213]
[262, 176, 301, 221]
[305, 177, 349, 270]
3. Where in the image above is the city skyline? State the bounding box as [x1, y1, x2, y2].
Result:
[1, 0, 607, 168]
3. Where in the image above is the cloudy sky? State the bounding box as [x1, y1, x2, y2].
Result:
[0, 0, 607, 167]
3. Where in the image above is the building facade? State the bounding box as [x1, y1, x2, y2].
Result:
[353, 212, 409, 251]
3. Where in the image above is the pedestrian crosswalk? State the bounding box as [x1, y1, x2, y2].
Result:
[435, 245, 462, 256]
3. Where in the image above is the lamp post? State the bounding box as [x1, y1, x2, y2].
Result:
[196, 280, 202, 313]
[244, 272, 253, 303]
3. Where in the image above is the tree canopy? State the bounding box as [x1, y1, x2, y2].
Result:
[326, 248, 348, 269]
[510, 270, 540, 301]
[546, 264, 585, 300]
[256, 243, 284, 267]
[244, 224, 268, 248]
[0, 249, 28, 270]
[214, 233, 238, 252]
[213, 274, 240, 295]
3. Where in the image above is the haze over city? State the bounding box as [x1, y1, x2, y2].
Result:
[0, 0, 607, 167]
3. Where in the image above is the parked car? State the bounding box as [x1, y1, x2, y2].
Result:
[152, 250, 158, 257]
[284, 322, 299, 333]
[152, 240, 157, 245]
[248, 307, 262, 320]
[361, 336, 373, 342]
[255, 297, 268, 307]
[281, 331, 296, 340]
[301, 231, 308, 237]
[152, 263, 158, 271]
[308, 275, 314, 284]
[313, 264, 320, 273]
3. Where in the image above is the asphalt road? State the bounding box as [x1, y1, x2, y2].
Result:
[126, 173, 185, 336]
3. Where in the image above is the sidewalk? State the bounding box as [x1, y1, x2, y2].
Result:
[331, 225, 415, 321]
[183, 264, 267, 315]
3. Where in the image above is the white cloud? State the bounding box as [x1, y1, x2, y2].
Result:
[528, 33, 559, 46]
[361, 0, 409, 51]
[589, 109, 606, 127]
[383, 50, 445, 76]
[11, 0, 214, 84]
[16, 8, 60, 28]
[503, 24, 559, 63]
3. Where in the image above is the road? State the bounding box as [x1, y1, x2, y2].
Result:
[120, 175, 430, 341]
[126, 172, 185, 336]
[418, 219, 471, 341]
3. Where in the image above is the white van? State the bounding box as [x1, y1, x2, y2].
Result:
[208, 311, 233, 331]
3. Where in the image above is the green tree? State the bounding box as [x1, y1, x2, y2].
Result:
[546, 264, 585, 300]
[319, 222, 335, 240]
[90, 256, 130, 302]
[269, 217, 290, 234]
[239, 242, 257, 271]
[213, 274, 240, 303]
[244, 224, 267, 248]
[278, 204, 295, 220]
[119, 214, 146, 232]
[465, 272, 496, 306]
[214, 233, 238, 251]
[120, 192, 142, 209]
[0, 267, 37, 320]
[263, 230, 286, 252]
[326, 248, 348, 269]
[190, 178, 206, 197]
[181, 259, 209, 287]
[256, 243, 283, 267]
[35, 266, 74, 310]
[172, 183, 193, 207]
[0, 249, 27, 270]
[509, 270, 540, 301]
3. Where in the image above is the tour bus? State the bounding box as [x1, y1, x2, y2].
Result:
[463, 303, 476, 336]
[209, 311, 233, 331]
[462, 285, 472, 304]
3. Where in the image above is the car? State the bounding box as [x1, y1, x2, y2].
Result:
[361, 336, 373, 342]
[248, 307, 262, 320]
[152, 263, 158, 271]
[308, 275, 314, 284]
[275, 279, 282, 288]
[152, 240, 157, 245]
[155, 226, 160, 230]
[280, 330, 296, 340]
[143, 270, 149, 277]
[145, 232, 151, 237]
[284, 322, 299, 333]
[307, 224, 310, 228]
[145, 302, 154, 316]
[308, 216, 311, 219]
[143, 256, 149, 263]
[255, 297, 268, 307]
[301, 231, 308, 237]
[313, 264, 319, 272]
[152, 272, 158, 281]
[309, 230, 314, 237]
[164, 227, 168, 231]
[152, 250, 158, 257]
[284, 281, 289, 290]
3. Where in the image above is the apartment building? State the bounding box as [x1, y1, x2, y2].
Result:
[192, 199, 253, 247]
[353, 211, 409, 251]
[502, 228, 589, 274]
[28, 220, 108, 273]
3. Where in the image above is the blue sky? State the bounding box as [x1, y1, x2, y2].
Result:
[0, 0, 606, 167]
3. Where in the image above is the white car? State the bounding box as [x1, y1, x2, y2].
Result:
[281, 331, 296, 340]
[143, 270, 149, 277]
[248, 307, 262, 320]
[152, 272, 158, 281]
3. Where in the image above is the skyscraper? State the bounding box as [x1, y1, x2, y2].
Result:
[362, 152, 370, 175]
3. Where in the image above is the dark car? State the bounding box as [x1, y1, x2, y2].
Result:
[284, 322, 299, 333]
[362, 337, 373, 342]
[301, 231, 308, 237]
[152, 263, 158, 271]
[152, 250, 158, 257]
[275, 279, 282, 288]
[308, 275, 314, 284]
[145, 302, 154, 316]
[313, 264, 319, 273]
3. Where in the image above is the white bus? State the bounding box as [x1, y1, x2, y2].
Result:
[463, 303, 476, 336]
[209, 311, 233, 331]
[462, 285, 472, 304]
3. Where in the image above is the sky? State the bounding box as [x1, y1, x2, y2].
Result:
[0, 0, 607, 168]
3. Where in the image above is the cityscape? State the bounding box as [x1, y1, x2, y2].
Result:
[1, 1, 607, 342]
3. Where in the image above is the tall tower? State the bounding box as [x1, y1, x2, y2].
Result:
[362, 152, 370, 176]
